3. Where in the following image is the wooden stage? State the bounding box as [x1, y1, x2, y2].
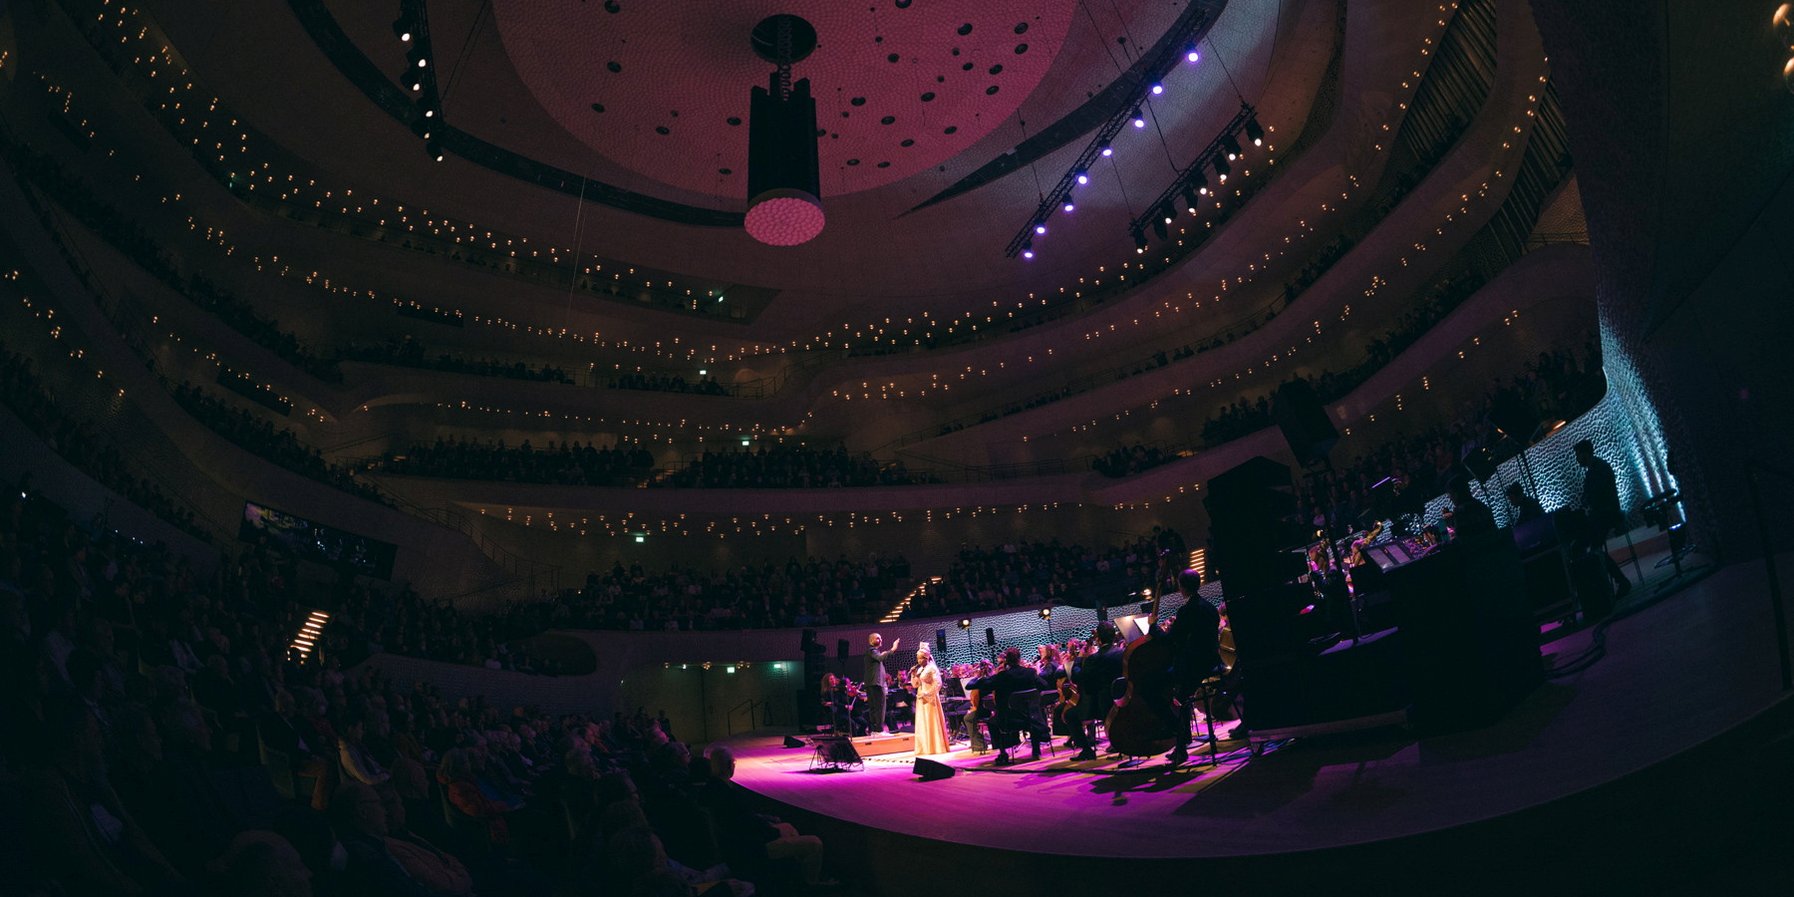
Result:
[721, 552, 1794, 877]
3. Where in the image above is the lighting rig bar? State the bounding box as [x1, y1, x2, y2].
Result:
[393, 0, 446, 160]
[1003, 0, 1225, 259]
[1127, 102, 1255, 251]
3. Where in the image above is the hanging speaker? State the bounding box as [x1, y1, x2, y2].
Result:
[914, 757, 957, 781]
[1271, 379, 1340, 467]
[984, 627, 996, 646]
[935, 628, 947, 652]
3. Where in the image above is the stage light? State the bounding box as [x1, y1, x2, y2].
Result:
[1214, 155, 1230, 182]
[1021, 244, 1034, 259]
[1192, 171, 1209, 195]
[1150, 82, 1164, 95]
[1221, 135, 1243, 161]
[1185, 43, 1200, 64]
[634, 533, 645, 543]
[1100, 145, 1113, 157]
[957, 618, 971, 629]
[1181, 185, 1200, 215]
[1062, 201, 1075, 213]
[1245, 116, 1264, 146]
[1152, 217, 1169, 241]
[1160, 201, 1176, 225]
[1039, 607, 1053, 620]
[1131, 227, 1148, 253]
[423, 109, 434, 118]
[1035, 224, 1047, 236]
[1075, 169, 1089, 185]
[426, 141, 443, 162]
[392, 17, 413, 42]
[416, 57, 428, 68]
[1131, 108, 1146, 128]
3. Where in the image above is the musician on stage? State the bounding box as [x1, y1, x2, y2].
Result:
[1574, 439, 1632, 597]
[1160, 569, 1224, 766]
[911, 643, 950, 755]
[983, 647, 1051, 765]
[864, 633, 900, 734]
[1069, 622, 1125, 761]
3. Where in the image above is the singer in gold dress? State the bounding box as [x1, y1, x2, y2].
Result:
[911, 642, 950, 755]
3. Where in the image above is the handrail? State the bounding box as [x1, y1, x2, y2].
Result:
[725, 698, 765, 736]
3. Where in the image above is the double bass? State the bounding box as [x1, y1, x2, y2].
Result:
[1104, 551, 1181, 757]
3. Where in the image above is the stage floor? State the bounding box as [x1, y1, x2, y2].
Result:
[724, 552, 1794, 859]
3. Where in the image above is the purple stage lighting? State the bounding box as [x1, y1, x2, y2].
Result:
[1100, 145, 1113, 157]
[1150, 83, 1164, 95]
[1035, 224, 1047, 235]
[1076, 171, 1089, 185]
[1063, 201, 1075, 213]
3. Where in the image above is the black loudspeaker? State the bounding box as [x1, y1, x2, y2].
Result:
[836, 639, 850, 662]
[914, 757, 957, 781]
[1489, 392, 1540, 442]
[935, 629, 948, 652]
[1272, 379, 1339, 467]
[984, 627, 996, 646]
[1387, 535, 1542, 732]
[1206, 456, 1298, 600]
[782, 735, 806, 749]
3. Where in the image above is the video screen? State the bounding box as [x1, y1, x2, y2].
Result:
[240, 501, 398, 579]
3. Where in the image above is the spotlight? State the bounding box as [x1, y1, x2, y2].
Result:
[1022, 245, 1035, 260]
[1214, 155, 1230, 182]
[1192, 171, 1209, 195]
[1035, 223, 1047, 235]
[1062, 201, 1075, 213]
[1150, 82, 1164, 95]
[426, 140, 443, 162]
[1159, 201, 1176, 225]
[1180, 185, 1200, 215]
[1100, 145, 1113, 157]
[1131, 108, 1145, 128]
[1185, 43, 1200, 64]
[416, 57, 428, 68]
[957, 618, 971, 630]
[1245, 116, 1265, 146]
[423, 109, 435, 118]
[392, 17, 413, 42]
[1039, 607, 1053, 620]
[1221, 135, 1243, 161]
[1151, 217, 1169, 241]
[1075, 170, 1089, 185]
[1130, 227, 1147, 253]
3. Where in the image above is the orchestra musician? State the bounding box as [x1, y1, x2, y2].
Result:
[1159, 568, 1225, 766]
[981, 647, 1050, 765]
[961, 660, 995, 751]
[911, 643, 950, 755]
[1068, 623, 1125, 761]
[819, 673, 868, 735]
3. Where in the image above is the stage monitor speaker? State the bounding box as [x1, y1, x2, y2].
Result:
[1489, 392, 1540, 442]
[914, 758, 957, 781]
[935, 629, 948, 652]
[836, 639, 850, 662]
[1272, 379, 1340, 467]
[782, 735, 806, 749]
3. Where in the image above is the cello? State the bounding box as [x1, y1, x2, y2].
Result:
[1104, 550, 1181, 758]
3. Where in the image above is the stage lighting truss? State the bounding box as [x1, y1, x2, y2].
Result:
[394, 0, 446, 160]
[1125, 102, 1256, 253]
[1002, 0, 1226, 258]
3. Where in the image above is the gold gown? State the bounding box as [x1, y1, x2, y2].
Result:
[912, 661, 950, 755]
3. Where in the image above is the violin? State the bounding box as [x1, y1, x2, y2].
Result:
[1104, 550, 1181, 757]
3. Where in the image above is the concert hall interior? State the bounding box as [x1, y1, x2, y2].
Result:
[2, 0, 1792, 894]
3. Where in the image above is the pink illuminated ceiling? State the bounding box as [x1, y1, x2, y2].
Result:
[146, 0, 1299, 327]
[492, 0, 1083, 199]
